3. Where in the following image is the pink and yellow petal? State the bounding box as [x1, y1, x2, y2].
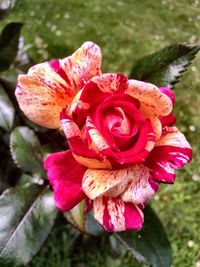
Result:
[44, 150, 86, 211]
[127, 80, 172, 119]
[159, 87, 176, 127]
[27, 60, 72, 93]
[60, 41, 102, 91]
[16, 75, 73, 128]
[82, 168, 133, 200]
[121, 165, 158, 204]
[60, 113, 109, 169]
[93, 197, 143, 232]
[67, 73, 129, 124]
[145, 127, 192, 183]
[91, 73, 128, 94]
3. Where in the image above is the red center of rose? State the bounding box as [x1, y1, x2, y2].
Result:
[91, 93, 146, 152]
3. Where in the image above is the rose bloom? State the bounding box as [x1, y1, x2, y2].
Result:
[15, 42, 192, 232]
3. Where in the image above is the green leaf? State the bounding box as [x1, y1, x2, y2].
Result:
[84, 213, 104, 236]
[65, 201, 104, 236]
[15, 37, 34, 72]
[0, 145, 21, 194]
[0, 183, 57, 266]
[0, 22, 23, 72]
[10, 126, 44, 176]
[114, 206, 172, 267]
[65, 200, 86, 232]
[0, 84, 15, 131]
[130, 43, 200, 88]
[0, 0, 17, 20]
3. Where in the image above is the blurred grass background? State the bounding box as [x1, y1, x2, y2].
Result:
[1, 0, 200, 266]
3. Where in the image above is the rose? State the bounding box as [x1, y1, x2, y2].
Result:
[61, 73, 172, 169]
[15, 42, 192, 232]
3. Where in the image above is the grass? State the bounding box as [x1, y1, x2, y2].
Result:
[1, 0, 200, 266]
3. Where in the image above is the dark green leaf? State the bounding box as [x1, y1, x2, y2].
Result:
[0, 0, 17, 20]
[0, 84, 15, 131]
[10, 126, 44, 176]
[0, 183, 57, 265]
[15, 37, 34, 72]
[114, 206, 172, 267]
[0, 132, 21, 194]
[130, 43, 200, 88]
[0, 22, 23, 72]
[85, 213, 104, 236]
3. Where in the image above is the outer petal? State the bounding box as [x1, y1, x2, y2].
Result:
[60, 41, 102, 91]
[82, 168, 133, 199]
[16, 74, 74, 128]
[127, 80, 173, 139]
[16, 42, 102, 128]
[121, 165, 158, 204]
[93, 197, 143, 232]
[44, 150, 86, 211]
[145, 127, 192, 183]
[159, 87, 176, 127]
[160, 87, 175, 105]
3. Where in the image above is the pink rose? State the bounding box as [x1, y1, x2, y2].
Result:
[15, 42, 192, 232]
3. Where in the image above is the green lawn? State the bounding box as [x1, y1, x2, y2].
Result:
[2, 0, 200, 266]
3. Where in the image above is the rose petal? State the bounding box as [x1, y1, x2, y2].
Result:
[160, 87, 175, 105]
[160, 113, 176, 127]
[82, 168, 133, 199]
[27, 60, 72, 93]
[145, 127, 192, 183]
[61, 41, 102, 91]
[60, 112, 111, 169]
[121, 165, 158, 204]
[16, 42, 101, 128]
[127, 80, 173, 139]
[67, 73, 129, 125]
[159, 87, 176, 127]
[93, 197, 143, 232]
[127, 80, 172, 117]
[44, 150, 86, 211]
[16, 75, 73, 128]
[83, 115, 155, 166]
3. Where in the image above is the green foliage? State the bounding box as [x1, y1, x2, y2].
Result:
[0, 22, 23, 72]
[130, 44, 200, 88]
[65, 201, 104, 236]
[10, 127, 45, 176]
[115, 206, 172, 267]
[0, 84, 15, 131]
[0, 183, 57, 266]
[0, 0, 17, 20]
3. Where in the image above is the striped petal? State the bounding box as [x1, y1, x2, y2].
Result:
[93, 197, 143, 232]
[16, 42, 102, 129]
[16, 74, 74, 128]
[159, 87, 176, 127]
[44, 150, 86, 211]
[127, 80, 173, 139]
[83, 115, 155, 166]
[61, 41, 102, 91]
[121, 165, 158, 204]
[145, 127, 192, 183]
[67, 73, 129, 124]
[60, 112, 111, 169]
[82, 168, 133, 200]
